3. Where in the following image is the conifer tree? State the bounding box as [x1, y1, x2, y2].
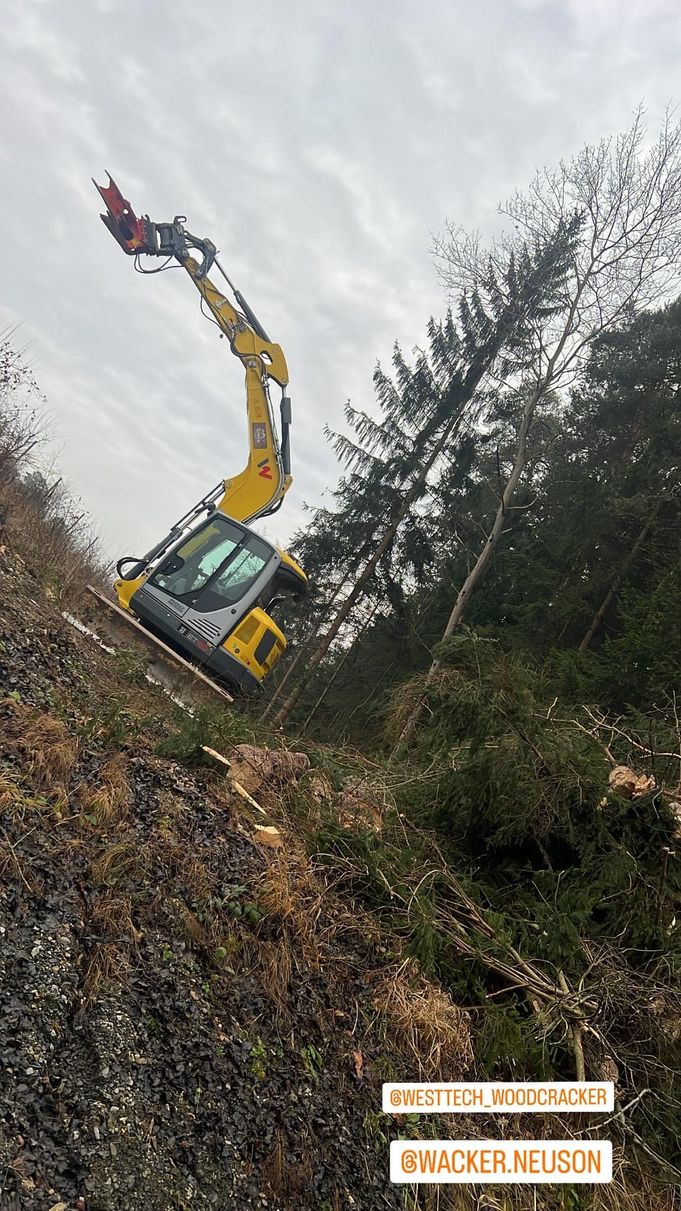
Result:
[274, 218, 581, 727]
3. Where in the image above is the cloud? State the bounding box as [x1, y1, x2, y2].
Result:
[1, 0, 679, 565]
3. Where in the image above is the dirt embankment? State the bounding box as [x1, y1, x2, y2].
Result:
[0, 553, 470, 1211]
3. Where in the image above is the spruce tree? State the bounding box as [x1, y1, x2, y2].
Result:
[274, 218, 581, 728]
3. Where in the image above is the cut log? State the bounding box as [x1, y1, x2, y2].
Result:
[199, 745, 267, 816]
[230, 778, 267, 816]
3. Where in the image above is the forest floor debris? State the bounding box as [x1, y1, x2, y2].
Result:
[0, 551, 478, 1210]
[2, 549, 680, 1211]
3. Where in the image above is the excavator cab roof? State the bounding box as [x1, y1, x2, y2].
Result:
[276, 549, 308, 594]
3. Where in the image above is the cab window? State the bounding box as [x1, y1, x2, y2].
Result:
[151, 517, 273, 609]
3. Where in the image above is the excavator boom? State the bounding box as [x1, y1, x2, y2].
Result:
[94, 173, 293, 526]
[88, 174, 307, 696]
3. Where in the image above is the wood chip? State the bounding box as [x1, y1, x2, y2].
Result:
[231, 779, 267, 816]
[201, 745, 232, 768]
[252, 825, 283, 849]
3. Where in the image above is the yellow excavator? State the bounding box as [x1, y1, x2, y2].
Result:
[92, 174, 307, 692]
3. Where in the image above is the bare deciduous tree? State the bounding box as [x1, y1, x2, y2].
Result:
[0, 328, 46, 480]
[399, 107, 681, 742]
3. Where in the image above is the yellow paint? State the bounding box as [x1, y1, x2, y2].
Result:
[115, 572, 147, 609]
[222, 606, 287, 683]
[277, 548, 308, 588]
[184, 258, 292, 526]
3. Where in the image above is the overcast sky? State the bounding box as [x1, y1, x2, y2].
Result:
[1, 0, 679, 561]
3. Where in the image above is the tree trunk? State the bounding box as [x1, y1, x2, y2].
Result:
[261, 633, 317, 718]
[578, 506, 660, 651]
[296, 601, 378, 736]
[397, 276, 589, 747]
[398, 383, 543, 744]
[275, 249, 578, 732]
[443, 389, 539, 635]
[272, 410, 465, 728]
[262, 565, 365, 718]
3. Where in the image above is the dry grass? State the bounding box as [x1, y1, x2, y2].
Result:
[384, 665, 458, 744]
[0, 834, 35, 892]
[50, 783, 70, 814]
[82, 893, 139, 1003]
[372, 959, 473, 1081]
[470, 1163, 681, 1211]
[243, 854, 326, 1018]
[90, 891, 139, 941]
[257, 852, 297, 922]
[166, 897, 211, 951]
[249, 851, 395, 1027]
[82, 943, 129, 1002]
[0, 769, 24, 811]
[90, 837, 141, 886]
[261, 1127, 314, 1201]
[259, 854, 324, 948]
[20, 713, 79, 785]
[0, 758, 69, 821]
[257, 852, 323, 942]
[2, 478, 104, 603]
[149, 835, 215, 903]
[180, 905, 210, 948]
[1, 709, 73, 819]
[261, 1127, 317, 1203]
[80, 754, 131, 826]
[89, 825, 216, 905]
[261, 1128, 286, 1199]
[246, 937, 294, 1019]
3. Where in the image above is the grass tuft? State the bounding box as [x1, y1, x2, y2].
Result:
[373, 959, 473, 1081]
[82, 893, 138, 1003]
[80, 754, 131, 826]
[20, 712, 79, 783]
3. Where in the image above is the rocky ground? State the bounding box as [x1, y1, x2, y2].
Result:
[0, 552, 472, 1211]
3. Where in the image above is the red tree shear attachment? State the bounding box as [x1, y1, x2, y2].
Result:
[93, 173, 155, 255]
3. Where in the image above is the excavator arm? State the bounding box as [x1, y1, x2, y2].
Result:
[183, 256, 292, 522]
[94, 173, 293, 526]
[90, 173, 306, 692]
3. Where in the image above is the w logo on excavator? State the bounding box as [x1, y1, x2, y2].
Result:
[258, 459, 273, 479]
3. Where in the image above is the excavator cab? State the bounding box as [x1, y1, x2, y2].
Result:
[124, 512, 306, 692]
[93, 173, 308, 693]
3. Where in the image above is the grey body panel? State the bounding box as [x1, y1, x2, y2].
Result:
[129, 551, 281, 687]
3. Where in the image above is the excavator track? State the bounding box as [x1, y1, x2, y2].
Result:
[83, 585, 234, 710]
